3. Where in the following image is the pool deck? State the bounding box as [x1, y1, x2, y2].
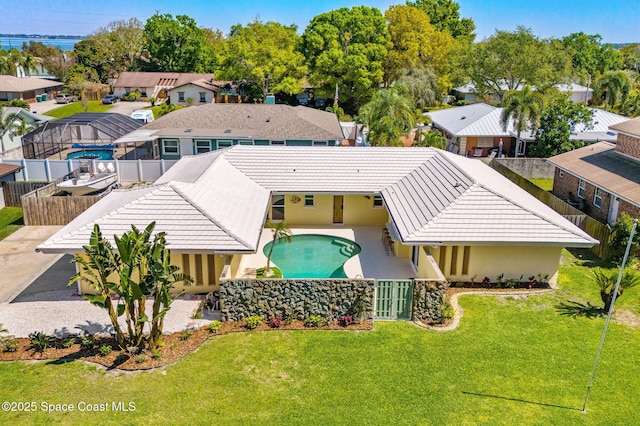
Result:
[237, 226, 416, 279]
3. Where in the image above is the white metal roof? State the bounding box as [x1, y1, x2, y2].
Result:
[426, 104, 513, 137]
[38, 146, 597, 253]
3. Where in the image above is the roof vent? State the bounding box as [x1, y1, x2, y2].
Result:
[184, 129, 192, 133]
[247, 114, 252, 118]
[460, 116, 466, 120]
[266, 117, 271, 122]
[454, 181, 463, 188]
[224, 129, 232, 133]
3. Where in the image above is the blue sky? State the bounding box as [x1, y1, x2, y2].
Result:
[4, 0, 639, 43]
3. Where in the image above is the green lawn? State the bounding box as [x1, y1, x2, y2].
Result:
[529, 178, 554, 191]
[2, 250, 640, 424]
[45, 101, 113, 119]
[0, 207, 23, 240]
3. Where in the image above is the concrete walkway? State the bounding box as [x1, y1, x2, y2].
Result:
[0, 226, 206, 337]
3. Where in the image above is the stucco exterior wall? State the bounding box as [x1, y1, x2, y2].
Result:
[432, 245, 561, 284]
[169, 84, 215, 105]
[282, 194, 388, 226]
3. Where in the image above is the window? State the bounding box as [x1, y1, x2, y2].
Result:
[558, 170, 564, 178]
[373, 195, 383, 208]
[594, 187, 603, 208]
[178, 92, 185, 102]
[125, 87, 132, 94]
[195, 140, 211, 154]
[577, 179, 586, 198]
[162, 139, 179, 155]
[313, 141, 328, 146]
[304, 195, 314, 207]
[141, 88, 147, 97]
[271, 195, 285, 221]
[271, 140, 285, 146]
[217, 140, 232, 148]
[199, 92, 206, 102]
[476, 137, 494, 148]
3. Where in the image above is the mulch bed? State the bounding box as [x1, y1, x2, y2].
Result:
[0, 320, 373, 371]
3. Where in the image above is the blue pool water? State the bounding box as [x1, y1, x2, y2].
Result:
[263, 234, 361, 278]
[66, 149, 115, 160]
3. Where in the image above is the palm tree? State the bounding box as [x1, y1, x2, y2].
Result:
[500, 86, 544, 157]
[415, 129, 447, 149]
[264, 221, 292, 275]
[0, 107, 21, 153]
[594, 71, 631, 111]
[592, 268, 640, 312]
[359, 88, 417, 147]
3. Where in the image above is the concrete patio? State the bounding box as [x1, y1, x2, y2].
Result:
[237, 226, 416, 279]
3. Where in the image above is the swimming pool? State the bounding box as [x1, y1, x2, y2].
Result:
[263, 234, 361, 278]
[66, 149, 115, 160]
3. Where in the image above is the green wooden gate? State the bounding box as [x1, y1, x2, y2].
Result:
[375, 280, 414, 319]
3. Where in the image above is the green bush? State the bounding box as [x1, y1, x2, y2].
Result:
[152, 349, 161, 359]
[158, 103, 177, 117]
[181, 329, 193, 341]
[135, 354, 147, 364]
[245, 315, 263, 330]
[99, 344, 113, 356]
[610, 213, 640, 261]
[442, 302, 455, 319]
[29, 332, 52, 352]
[121, 91, 141, 101]
[81, 335, 96, 350]
[62, 337, 76, 348]
[3, 339, 18, 352]
[209, 320, 222, 334]
[304, 315, 325, 328]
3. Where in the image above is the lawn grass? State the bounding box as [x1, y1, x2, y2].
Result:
[0, 207, 23, 240]
[45, 101, 113, 119]
[2, 250, 640, 424]
[529, 178, 554, 191]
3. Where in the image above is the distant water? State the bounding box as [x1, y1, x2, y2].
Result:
[1, 37, 83, 51]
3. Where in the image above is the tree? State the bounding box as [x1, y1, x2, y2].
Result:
[264, 221, 292, 275]
[144, 14, 214, 73]
[465, 27, 570, 102]
[302, 6, 389, 115]
[620, 43, 640, 72]
[359, 87, 417, 146]
[396, 66, 440, 110]
[593, 71, 630, 111]
[561, 33, 623, 82]
[22, 41, 72, 81]
[500, 86, 544, 157]
[384, 5, 455, 90]
[415, 129, 447, 149]
[69, 223, 192, 350]
[592, 267, 640, 312]
[0, 107, 21, 153]
[218, 20, 307, 99]
[530, 98, 593, 157]
[609, 213, 640, 261]
[408, 0, 475, 42]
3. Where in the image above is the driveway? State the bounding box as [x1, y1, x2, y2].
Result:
[0, 227, 208, 337]
[106, 101, 151, 116]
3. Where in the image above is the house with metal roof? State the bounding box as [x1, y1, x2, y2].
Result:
[548, 116, 640, 225]
[38, 146, 596, 296]
[452, 82, 593, 104]
[112, 72, 216, 100]
[0, 75, 63, 103]
[116, 103, 345, 159]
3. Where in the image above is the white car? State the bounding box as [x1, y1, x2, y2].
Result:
[56, 94, 77, 104]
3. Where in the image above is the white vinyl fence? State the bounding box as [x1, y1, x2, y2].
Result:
[0, 159, 178, 183]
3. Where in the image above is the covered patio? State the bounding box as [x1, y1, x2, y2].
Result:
[236, 226, 416, 280]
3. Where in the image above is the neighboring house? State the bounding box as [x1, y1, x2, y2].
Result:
[0, 75, 63, 103]
[1, 108, 53, 160]
[38, 146, 596, 295]
[427, 104, 626, 158]
[548, 116, 640, 224]
[0, 163, 22, 208]
[16, 63, 57, 80]
[112, 72, 215, 100]
[426, 103, 515, 158]
[452, 82, 593, 104]
[116, 103, 345, 160]
[168, 79, 219, 105]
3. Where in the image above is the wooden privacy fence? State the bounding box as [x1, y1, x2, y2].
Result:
[489, 160, 612, 259]
[21, 176, 104, 226]
[2, 181, 50, 207]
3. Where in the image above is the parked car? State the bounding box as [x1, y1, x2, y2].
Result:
[131, 110, 155, 124]
[55, 94, 77, 104]
[101, 95, 119, 105]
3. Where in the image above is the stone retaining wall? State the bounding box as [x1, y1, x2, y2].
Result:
[219, 279, 375, 322]
[412, 280, 447, 323]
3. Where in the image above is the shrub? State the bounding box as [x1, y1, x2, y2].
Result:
[338, 315, 353, 327]
[62, 337, 76, 348]
[609, 213, 640, 261]
[29, 332, 52, 352]
[192, 306, 203, 320]
[245, 315, 263, 330]
[121, 90, 141, 101]
[149, 97, 157, 107]
[152, 349, 161, 359]
[99, 344, 113, 356]
[504, 278, 519, 289]
[305, 315, 325, 328]
[442, 302, 455, 319]
[3, 339, 18, 352]
[209, 320, 222, 334]
[267, 316, 282, 328]
[135, 354, 147, 364]
[180, 329, 193, 341]
[158, 103, 177, 117]
[81, 335, 96, 350]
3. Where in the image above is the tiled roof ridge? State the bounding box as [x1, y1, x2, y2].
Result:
[168, 180, 253, 250]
